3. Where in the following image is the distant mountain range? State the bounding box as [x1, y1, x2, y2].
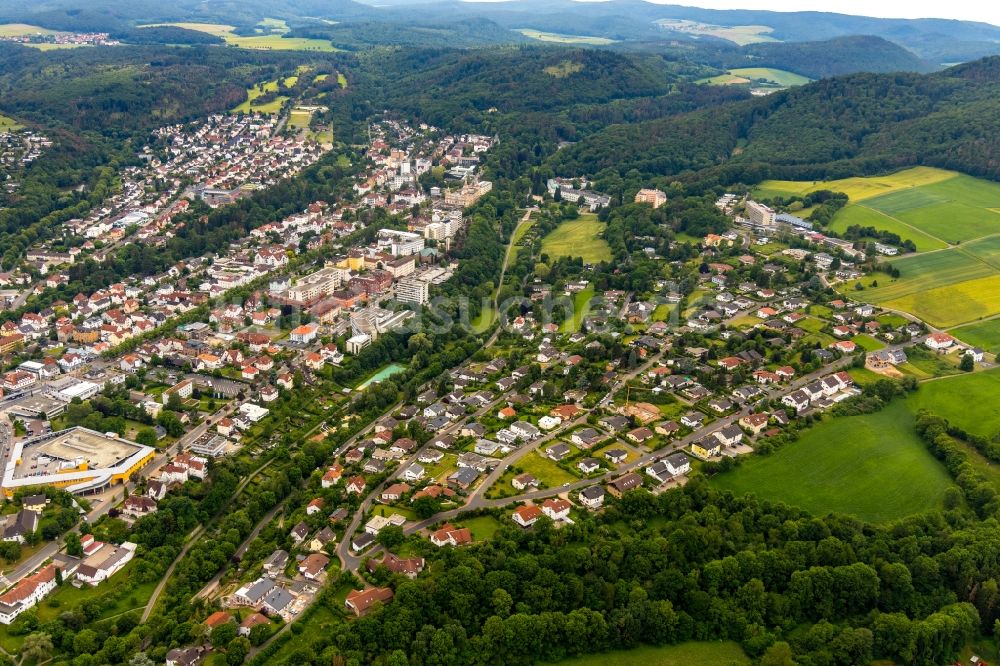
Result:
[0, 0, 998, 64]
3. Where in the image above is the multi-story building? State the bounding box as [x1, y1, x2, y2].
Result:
[395, 276, 430, 305]
[634, 188, 667, 208]
[745, 200, 776, 227]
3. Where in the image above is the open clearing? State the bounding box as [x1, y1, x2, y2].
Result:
[905, 368, 1000, 438]
[541, 214, 612, 264]
[713, 401, 953, 523]
[700, 73, 752, 85]
[730, 67, 810, 86]
[139, 22, 337, 51]
[0, 23, 61, 36]
[699, 67, 808, 87]
[657, 19, 777, 45]
[550, 641, 750, 665]
[517, 29, 616, 45]
[0, 114, 22, 132]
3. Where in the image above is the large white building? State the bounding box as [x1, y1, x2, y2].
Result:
[395, 276, 430, 305]
[377, 229, 425, 257]
[285, 266, 345, 303]
[745, 200, 776, 227]
[1, 427, 154, 498]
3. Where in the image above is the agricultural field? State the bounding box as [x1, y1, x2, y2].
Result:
[951, 319, 1000, 353]
[730, 67, 810, 86]
[0, 23, 61, 36]
[517, 29, 616, 45]
[826, 204, 947, 252]
[550, 641, 750, 665]
[755, 166, 956, 202]
[139, 22, 337, 51]
[904, 368, 1000, 438]
[541, 214, 613, 264]
[657, 18, 778, 45]
[713, 401, 954, 523]
[883, 273, 1000, 328]
[700, 73, 752, 85]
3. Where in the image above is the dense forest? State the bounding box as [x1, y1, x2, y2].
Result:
[249, 479, 997, 666]
[552, 56, 1000, 185]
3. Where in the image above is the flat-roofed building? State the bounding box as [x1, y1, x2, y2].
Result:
[1, 427, 154, 498]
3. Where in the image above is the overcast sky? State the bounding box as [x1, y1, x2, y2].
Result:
[544, 0, 1000, 26]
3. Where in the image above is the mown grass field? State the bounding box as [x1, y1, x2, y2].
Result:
[729, 67, 811, 86]
[0, 23, 61, 36]
[518, 451, 578, 487]
[826, 204, 947, 252]
[0, 113, 22, 132]
[541, 214, 612, 264]
[951, 319, 1000, 353]
[905, 368, 1000, 438]
[713, 401, 953, 523]
[560, 287, 595, 333]
[139, 22, 337, 51]
[517, 28, 616, 45]
[549, 641, 750, 665]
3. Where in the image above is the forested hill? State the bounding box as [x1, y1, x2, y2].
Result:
[352, 47, 684, 124]
[550, 56, 1000, 187]
[737, 36, 935, 78]
[0, 44, 343, 135]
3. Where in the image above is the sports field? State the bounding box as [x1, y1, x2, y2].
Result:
[139, 22, 337, 51]
[550, 642, 750, 665]
[517, 29, 616, 45]
[904, 368, 1000, 438]
[713, 401, 953, 523]
[541, 214, 613, 264]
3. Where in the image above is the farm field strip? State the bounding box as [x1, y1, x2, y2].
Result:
[883, 273, 1000, 328]
[826, 203, 948, 252]
[756, 166, 958, 202]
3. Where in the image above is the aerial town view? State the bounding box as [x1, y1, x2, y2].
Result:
[0, 0, 999, 664]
